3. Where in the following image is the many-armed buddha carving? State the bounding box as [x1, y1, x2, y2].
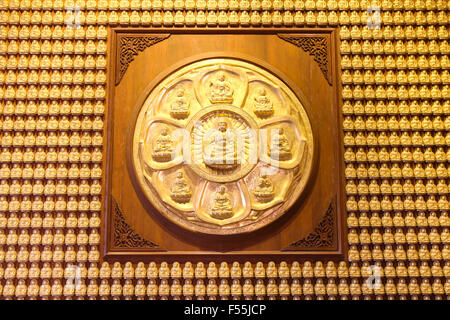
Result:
[132, 58, 314, 234]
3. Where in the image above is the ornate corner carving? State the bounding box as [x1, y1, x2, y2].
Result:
[278, 34, 332, 85]
[283, 198, 336, 251]
[112, 196, 165, 250]
[116, 34, 171, 85]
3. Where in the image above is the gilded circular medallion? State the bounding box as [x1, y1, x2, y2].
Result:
[132, 58, 314, 235]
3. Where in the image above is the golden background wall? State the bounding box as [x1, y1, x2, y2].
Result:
[0, 0, 448, 299]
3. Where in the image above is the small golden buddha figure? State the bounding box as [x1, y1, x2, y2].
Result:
[146, 279, 158, 299]
[431, 261, 443, 278]
[346, 181, 357, 196]
[218, 262, 229, 278]
[253, 87, 274, 118]
[204, 119, 239, 169]
[252, 173, 274, 203]
[159, 279, 170, 299]
[210, 186, 233, 220]
[170, 171, 191, 204]
[430, 244, 442, 260]
[87, 279, 99, 300]
[3, 279, 16, 300]
[302, 261, 314, 278]
[182, 262, 194, 279]
[348, 262, 361, 279]
[313, 261, 325, 278]
[242, 262, 253, 278]
[265, 279, 278, 299]
[194, 262, 206, 279]
[230, 279, 242, 299]
[158, 262, 170, 279]
[437, 211, 450, 228]
[302, 278, 313, 298]
[286, 261, 300, 278]
[206, 279, 218, 299]
[264, 261, 276, 278]
[427, 211, 443, 227]
[269, 128, 292, 161]
[122, 262, 134, 279]
[170, 262, 182, 279]
[254, 262, 265, 278]
[347, 229, 359, 245]
[337, 278, 350, 298]
[418, 245, 431, 261]
[229, 262, 241, 279]
[419, 261, 432, 279]
[432, 279, 444, 296]
[205, 262, 217, 279]
[194, 279, 206, 299]
[321, 262, 336, 280]
[111, 262, 123, 279]
[170, 89, 190, 119]
[169, 279, 182, 299]
[15, 279, 27, 300]
[98, 279, 110, 299]
[209, 71, 233, 104]
[391, 212, 404, 228]
[348, 245, 359, 261]
[40, 280, 51, 300]
[27, 279, 39, 299]
[361, 245, 373, 261]
[369, 246, 382, 262]
[240, 279, 254, 300]
[152, 128, 173, 162]
[406, 275, 420, 296]
[278, 261, 289, 279]
[110, 279, 122, 299]
[218, 279, 230, 299]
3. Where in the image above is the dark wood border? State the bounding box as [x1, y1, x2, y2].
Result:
[103, 28, 347, 262]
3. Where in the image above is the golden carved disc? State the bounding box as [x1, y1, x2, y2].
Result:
[132, 58, 314, 235]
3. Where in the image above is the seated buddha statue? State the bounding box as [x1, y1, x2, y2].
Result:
[210, 186, 233, 220]
[208, 71, 233, 104]
[170, 89, 190, 119]
[152, 128, 173, 162]
[269, 128, 292, 161]
[170, 171, 191, 204]
[253, 88, 274, 118]
[253, 174, 275, 203]
[203, 119, 239, 170]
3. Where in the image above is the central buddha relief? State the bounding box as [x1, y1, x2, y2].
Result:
[203, 118, 239, 170]
[132, 58, 314, 234]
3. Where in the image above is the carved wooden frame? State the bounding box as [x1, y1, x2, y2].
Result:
[103, 28, 347, 262]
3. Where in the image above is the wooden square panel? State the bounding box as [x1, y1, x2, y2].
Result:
[103, 28, 346, 262]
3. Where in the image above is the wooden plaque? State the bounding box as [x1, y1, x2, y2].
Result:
[103, 28, 346, 262]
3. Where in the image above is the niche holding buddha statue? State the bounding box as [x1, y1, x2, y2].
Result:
[170, 89, 190, 119]
[253, 87, 274, 118]
[269, 128, 292, 161]
[152, 127, 173, 162]
[253, 173, 275, 203]
[208, 71, 234, 104]
[210, 186, 233, 220]
[170, 171, 192, 204]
